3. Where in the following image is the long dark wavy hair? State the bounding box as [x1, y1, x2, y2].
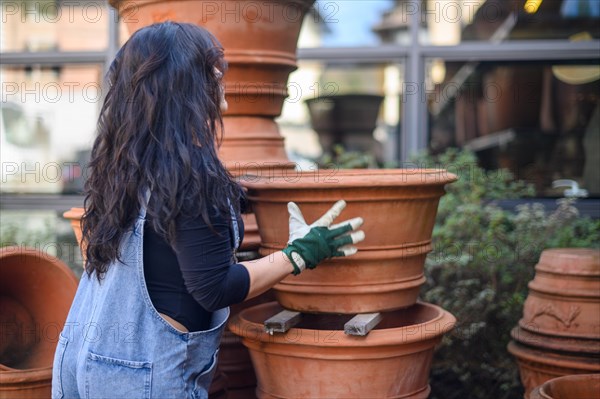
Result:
[82, 21, 243, 279]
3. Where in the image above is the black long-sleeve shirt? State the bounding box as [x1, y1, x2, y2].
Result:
[143, 208, 250, 331]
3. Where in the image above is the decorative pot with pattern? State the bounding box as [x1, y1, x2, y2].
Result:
[520, 249, 600, 340]
[509, 248, 600, 398]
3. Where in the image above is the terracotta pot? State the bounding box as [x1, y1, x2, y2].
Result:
[109, 0, 310, 177]
[305, 94, 384, 155]
[241, 169, 457, 314]
[229, 301, 456, 399]
[0, 247, 78, 398]
[507, 341, 600, 399]
[520, 248, 600, 340]
[529, 373, 600, 399]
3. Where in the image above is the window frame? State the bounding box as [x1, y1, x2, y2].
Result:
[1, 0, 599, 209]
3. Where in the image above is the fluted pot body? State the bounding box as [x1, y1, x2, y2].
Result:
[229, 302, 456, 399]
[521, 249, 600, 340]
[242, 169, 457, 313]
[529, 373, 600, 399]
[0, 247, 78, 398]
[109, 0, 310, 176]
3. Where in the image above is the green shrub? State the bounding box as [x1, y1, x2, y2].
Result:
[413, 149, 600, 399]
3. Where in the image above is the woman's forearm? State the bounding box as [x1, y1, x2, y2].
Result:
[241, 251, 295, 300]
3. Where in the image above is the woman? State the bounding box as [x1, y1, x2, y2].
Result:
[52, 22, 364, 399]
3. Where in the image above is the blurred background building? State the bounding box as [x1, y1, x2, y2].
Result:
[1, 0, 599, 269]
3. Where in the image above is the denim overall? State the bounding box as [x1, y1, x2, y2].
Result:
[52, 199, 233, 399]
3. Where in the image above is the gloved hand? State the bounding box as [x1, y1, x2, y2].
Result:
[282, 200, 365, 275]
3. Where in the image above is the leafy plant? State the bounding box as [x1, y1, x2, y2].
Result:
[413, 149, 600, 399]
[318, 144, 379, 169]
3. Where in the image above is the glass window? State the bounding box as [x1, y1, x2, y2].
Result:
[298, 0, 395, 48]
[370, 0, 600, 45]
[1, 64, 102, 193]
[1, 0, 110, 52]
[279, 60, 403, 167]
[426, 58, 600, 196]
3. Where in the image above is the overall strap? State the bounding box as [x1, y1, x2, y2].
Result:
[139, 188, 151, 220]
[227, 198, 240, 252]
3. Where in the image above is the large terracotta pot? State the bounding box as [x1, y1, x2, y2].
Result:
[529, 373, 600, 399]
[520, 249, 600, 340]
[229, 301, 456, 399]
[241, 169, 457, 314]
[0, 247, 78, 398]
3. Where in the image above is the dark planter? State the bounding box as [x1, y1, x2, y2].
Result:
[305, 94, 384, 155]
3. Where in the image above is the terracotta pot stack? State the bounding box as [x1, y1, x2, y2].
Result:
[90, 1, 318, 397]
[508, 248, 600, 398]
[0, 247, 78, 398]
[228, 169, 458, 398]
[109, 0, 315, 253]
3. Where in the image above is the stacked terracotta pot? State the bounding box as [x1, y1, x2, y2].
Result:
[229, 169, 458, 398]
[99, 1, 318, 397]
[0, 247, 78, 398]
[508, 248, 600, 398]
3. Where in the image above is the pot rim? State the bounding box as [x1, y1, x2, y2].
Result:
[109, 0, 316, 11]
[535, 373, 600, 399]
[537, 249, 600, 275]
[63, 207, 84, 221]
[507, 341, 600, 371]
[241, 169, 458, 190]
[511, 326, 600, 354]
[0, 247, 79, 289]
[229, 301, 456, 348]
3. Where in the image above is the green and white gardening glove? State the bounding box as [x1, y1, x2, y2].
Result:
[282, 200, 365, 275]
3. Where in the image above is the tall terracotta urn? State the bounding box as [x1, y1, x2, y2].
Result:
[109, 0, 308, 174]
[0, 247, 78, 398]
[109, 0, 314, 252]
[241, 169, 458, 314]
[229, 301, 456, 398]
[508, 248, 600, 398]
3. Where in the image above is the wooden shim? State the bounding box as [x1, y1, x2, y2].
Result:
[344, 313, 382, 336]
[264, 310, 302, 335]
